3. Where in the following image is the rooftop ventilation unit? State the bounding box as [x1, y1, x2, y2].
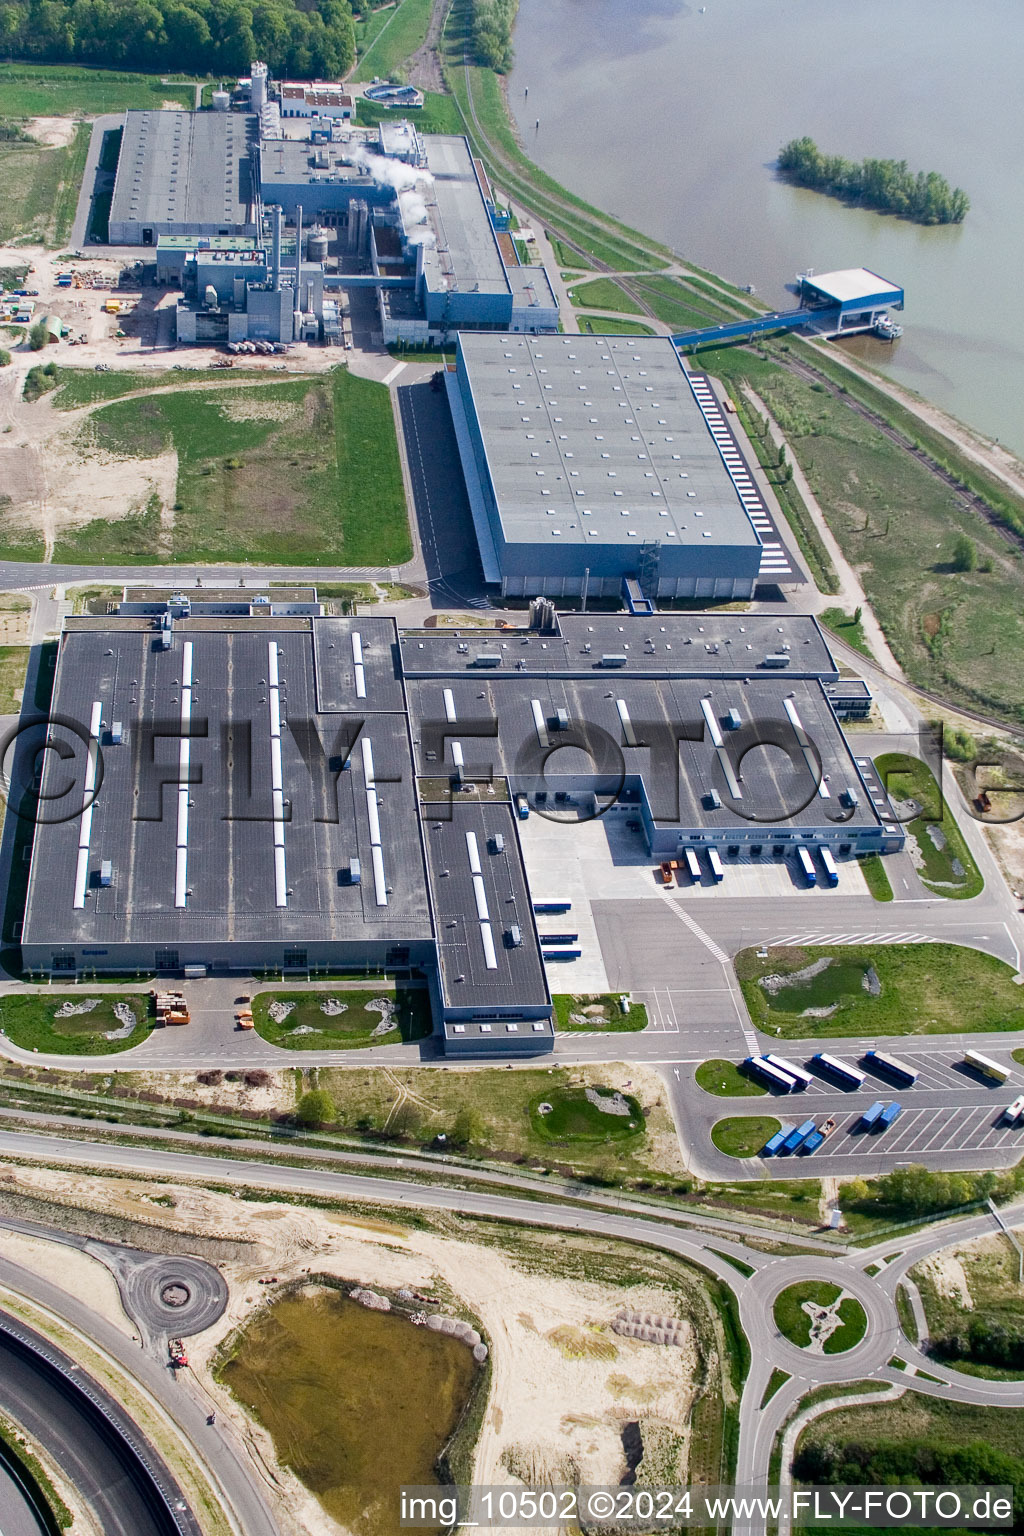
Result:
[762, 653, 791, 668]
[474, 652, 502, 668]
[99, 860, 113, 887]
[599, 653, 627, 668]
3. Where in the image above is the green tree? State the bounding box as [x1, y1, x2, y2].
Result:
[449, 1105, 485, 1148]
[0, 350, 10, 367]
[296, 1087, 336, 1127]
[952, 533, 977, 571]
[28, 321, 48, 351]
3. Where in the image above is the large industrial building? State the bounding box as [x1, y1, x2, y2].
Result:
[105, 69, 559, 345]
[18, 599, 898, 1053]
[448, 333, 801, 600]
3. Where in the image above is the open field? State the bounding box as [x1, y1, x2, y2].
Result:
[353, 0, 434, 81]
[553, 994, 648, 1033]
[700, 342, 1024, 726]
[315, 1061, 686, 1184]
[0, 63, 193, 116]
[0, 121, 89, 245]
[625, 274, 735, 333]
[52, 367, 272, 410]
[355, 91, 462, 137]
[251, 987, 431, 1051]
[737, 943, 1024, 1038]
[13, 369, 410, 565]
[0, 993, 150, 1055]
[875, 751, 983, 897]
[711, 1116, 781, 1158]
[0, 646, 29, 711]
[911, 1229, 1024, 1379]
[569, 278, 645, 316]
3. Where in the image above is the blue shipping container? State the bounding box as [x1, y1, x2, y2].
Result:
[762, 1127, 790, 1157]
[878, 1101, 902, 1130]
[800, 1130, 825, 1154]
[782, 1118, 817, 1152]
[859, 1100, 885, 1130]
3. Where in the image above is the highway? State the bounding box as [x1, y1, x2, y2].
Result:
[0, 1124, 1021, 1534]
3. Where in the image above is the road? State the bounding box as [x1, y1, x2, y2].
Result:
[0, 1126, 1020, 1533]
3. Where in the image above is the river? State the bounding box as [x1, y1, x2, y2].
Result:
[507, 0, 1024, 456]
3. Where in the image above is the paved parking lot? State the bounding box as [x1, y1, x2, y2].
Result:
[770, 1102, 1024, 1164]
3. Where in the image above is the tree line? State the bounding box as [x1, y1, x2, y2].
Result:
[794, 1436, 1024, 1524]
[0, 0, 355, 80]
[778, 136, 969, 224]
[469, 0, 517, 72]
[842, 1162, 1021, 1218]
[932, 1316, 1024, 1372]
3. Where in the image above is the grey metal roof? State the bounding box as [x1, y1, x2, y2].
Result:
[456, 334, 763, 551]
[421, 799, 550, 1010]
[110, 111, 257, 231]
[406, 673, 881, 834]
[23, 621, 430, 951]
[419, 137, 510, 299]
[399, 613, 838, 679]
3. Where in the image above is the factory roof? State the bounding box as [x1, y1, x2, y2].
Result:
[419, 137, 510, 299]
[398, 613, 838, 678]
[456, 334, 764, 551]
[507, 263, 558, 313]
[110, 111, 257, 231]
[421, 799, 551, 1014]
[157, 235, 259, 251]
[406, 673, 880, 834]
[800, 268, 903, 305]
[258, 134, 366, 191]
[22, 620, 431, 952]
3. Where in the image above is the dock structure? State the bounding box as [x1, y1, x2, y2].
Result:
[671, 267, 903, 350]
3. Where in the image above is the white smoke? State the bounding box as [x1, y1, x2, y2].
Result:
[354, 145, 433, 196]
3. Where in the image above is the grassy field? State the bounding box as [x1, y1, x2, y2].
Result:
[695, 1059, 767, 1097]
[56, 369, 410, 565]
[774, 1281, 869, 1353]
[698, 341, 1024, 726]
[0, 496, 46, 561]
[824, 1296, 868, 1354]
[251, 987, 431, 1051]
[0, 121, 89, 245]
[355, 92, 463, 137]
[578, 316, 657, 337]
[0, 647, 28, 712]
[529, 1086, 644, 1144]
[0, 994, 150, 1055]
[569, 278, 645, 316]
[314, 1062, 685, 1183]
[353, 0, 434, 81]
[553, 994, 648, 1032]
[737, 943, 1024, 1038]
[548, 234, 592, 270]
[911, 1232, 1024, 1377]
[858, 854, 894, 902]
[819, 607, 873, 658]
[875, 751, 983, 897]
[0, 63, 193, 116]
[626, 274, 736, 333]
[52, 366, 270, 409]
[711, 1116, 781, 1158]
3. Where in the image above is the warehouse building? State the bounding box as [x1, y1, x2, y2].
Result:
[17, 605, 895, 1049]
[447, 333, 801, 599]
[109, 110, 260, 245]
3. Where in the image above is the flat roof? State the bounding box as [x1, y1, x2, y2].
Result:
[110, 111, 257, 231]
[23, 620, 431, 951]
[456, 334, 762, 551]
[421, 800, 550, 1010]
[801, 268, 902, 304]
[399, 613, 838, 679]
[420, 137, 509, 299]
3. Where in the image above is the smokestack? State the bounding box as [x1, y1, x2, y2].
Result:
[271, 204, 281, 289]
[294, 203, 303, 316]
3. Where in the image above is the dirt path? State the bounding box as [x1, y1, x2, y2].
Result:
[405, 0, 448, 92]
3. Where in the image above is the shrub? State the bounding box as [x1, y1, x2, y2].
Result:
[952, 533, 978, 571]
[28, 321, 48, 351]
[296, 1088, 336, 1128]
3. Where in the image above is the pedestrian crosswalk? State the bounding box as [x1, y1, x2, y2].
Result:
[768, 930, 933, 947]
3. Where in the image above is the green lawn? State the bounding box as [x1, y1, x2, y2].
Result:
[529, 1086, 644, 1144]
[773, 1281, 841, 1347]
[548, 234, 592, 270]
[355, 91, 463, 137]
[54, 369, 410, 565]
[0, 647, 28, 712]
[738, 942, 1024, 1038]
[553, 993, 648, 1032]
[52, 366, 269, 409]
[760, 1367, 791, 1407]
[695, 1059, 767, 1097]
[0, 63, 194, 117]
[354, 0, 434, 81]
[0, 994, 150, 1055]
[819, 607, 873, 658]
[569, 278, 645, 316]
[0, 121, 89, 245]
[823, 1295, 868, 1354]
[627, 274, 736, 332]
[578, 316, 657, 337]
[711, 1116, 781, 1158]
[858, 854, 894, 902]
[252, 987, 431, 1051]
[875, 752, 983, 897]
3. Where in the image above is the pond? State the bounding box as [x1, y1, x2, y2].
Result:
[219, 1287, 480, 1536]
[761, 962, 874, 1015]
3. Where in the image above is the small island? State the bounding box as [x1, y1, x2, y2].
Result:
[777, 137, 969, 225]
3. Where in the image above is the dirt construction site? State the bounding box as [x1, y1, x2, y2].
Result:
[0, 1158, 714, 1536]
